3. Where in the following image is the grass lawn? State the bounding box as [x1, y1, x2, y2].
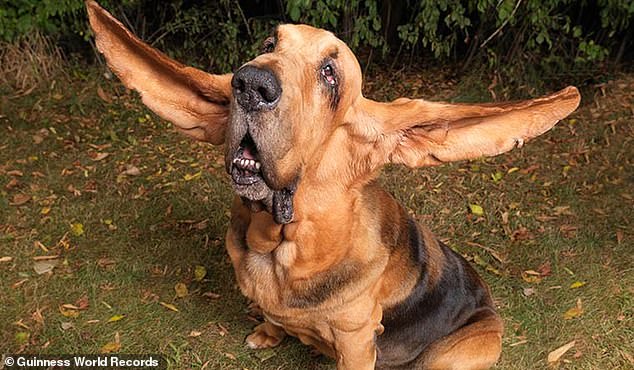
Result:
[1, 67, 632, 369]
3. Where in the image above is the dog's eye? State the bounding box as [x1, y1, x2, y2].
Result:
[321, 64, 337, 86]
[262, 37, 276, 53]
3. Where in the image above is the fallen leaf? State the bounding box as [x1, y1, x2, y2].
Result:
[11, 193, 31, 206]
[189, 330, 202, 337]
[107, 314, 125, 323]
[159, 302, 179, 312]
[59, 305, 80, 318]
[89, 152, 110, 161]
[183, 171, 202, 181]
[75, 295, 90, 310]
[30, 309, 43, 325]
[122, 165, 141, 176]
[224, 353, 236, 361]
[194, 265, 207, 282]
[70, 223, 84, 237]
[547, 340, 576, 364]
[40, 207, 51, 215]
[0, 256, 13, 263]
[5, 178, 19, 190]
[97, 86, 112, 103]
[523, 287, 536, 297]
[61, 322, 74, 330]
[538, 261, 552, 277]
[616, 230, 623, 245]
[570, 281, 586, 289]
[521, 270, 542, 284]
[469, 204, 484, 216]
[563, 298, 583, 319]
[512, 227, 533, 241]
[7, 170, 24, 176]
[202, 292, 221, 299]
[33, 259, 59, 275]
[175, 283, 189, 298]
[101, 332, 121, 353]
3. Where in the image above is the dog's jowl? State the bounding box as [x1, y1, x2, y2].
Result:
[87, 2, 580, 369]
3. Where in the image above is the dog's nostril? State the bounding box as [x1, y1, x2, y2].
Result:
[231, 76, 245, 94]
[232, 66, 281, 111]
[258, 86, 277, 103]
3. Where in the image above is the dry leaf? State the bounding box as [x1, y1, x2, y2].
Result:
[101, 332, 121, 353]
[174, 283, 189, 298]
[189, 330, 202, 337]
[11, 193, 31, 206]
[0, 256, 13, 263]
[563, 298, 583, 319]
[570, 281, 586, 289]
[5, 178, 19, 190]
[469, 204, 484, 216]
[70, 223, 84, 237]
[159, 302, 179, 312]
[90, 152, 110, 161]
[59, 305, 80, 318]
[183, 171, 201, 181]
[75, 295, 90, 310]
[122, 165, 141, 176]
[61, 322, 74, 330]
[33, 259, 59, 275]
[548, 340, 576, 364]
[97, 86, 112, 103]
[194, 265, 207, 282]
[107, 314, 125, 323]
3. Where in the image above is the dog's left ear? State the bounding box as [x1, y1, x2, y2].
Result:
[346, 86, 580, 167]
[86, 1, 231, 144]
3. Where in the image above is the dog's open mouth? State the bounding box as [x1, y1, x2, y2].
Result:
[231, 133, 263, 185]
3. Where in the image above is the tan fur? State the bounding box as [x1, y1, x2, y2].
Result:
[86, 2, 581, 368]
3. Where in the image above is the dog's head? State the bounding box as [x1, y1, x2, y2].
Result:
[87, 1, 580, 224]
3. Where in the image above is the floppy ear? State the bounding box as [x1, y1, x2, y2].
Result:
[86, 1, 231, 144]
[347, 86, 581, 167]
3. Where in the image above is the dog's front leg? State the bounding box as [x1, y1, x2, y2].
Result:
[333, 323, 379, 370]
[332, 302, 383, 370]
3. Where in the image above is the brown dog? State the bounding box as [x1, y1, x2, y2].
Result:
[87, 2, 580, 369]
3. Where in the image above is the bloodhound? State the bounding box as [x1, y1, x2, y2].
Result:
[86, 2, 580, 369]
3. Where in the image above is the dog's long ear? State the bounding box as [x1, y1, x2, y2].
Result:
[346, 87, 580, 167]
[86, 1, 231, 144]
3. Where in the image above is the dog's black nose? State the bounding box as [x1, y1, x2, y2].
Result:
[232, 66, 281, 111]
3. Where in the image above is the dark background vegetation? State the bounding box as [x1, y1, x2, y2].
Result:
[1, 0, 632, 93]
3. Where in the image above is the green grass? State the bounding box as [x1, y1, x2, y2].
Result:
[1, 68, 632, 369]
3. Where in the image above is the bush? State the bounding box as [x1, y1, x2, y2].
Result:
[0, 0, 631, 88]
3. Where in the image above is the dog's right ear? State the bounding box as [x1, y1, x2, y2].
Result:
[86, 1, 231, 144]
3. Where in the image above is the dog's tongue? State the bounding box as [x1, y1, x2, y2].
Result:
[243, 146, 256, 160]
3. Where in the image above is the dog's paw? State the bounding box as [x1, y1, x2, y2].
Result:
[245, 323, 286, 349]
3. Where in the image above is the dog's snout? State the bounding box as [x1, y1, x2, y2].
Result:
[232, 66, 281, 111]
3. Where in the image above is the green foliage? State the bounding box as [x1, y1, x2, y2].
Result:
[286, 0, 386, 52]
[0, 0, 631, 84]
[0, 0, 84, 41]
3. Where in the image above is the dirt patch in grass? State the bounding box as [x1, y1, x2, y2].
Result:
[1, 67, 632, 369]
